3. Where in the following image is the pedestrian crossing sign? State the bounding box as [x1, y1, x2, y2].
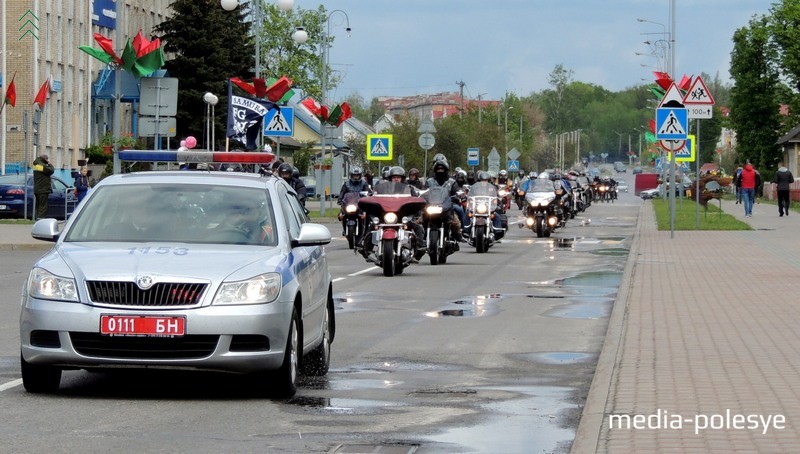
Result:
[263, 107, 294, 137]
[668, 134, 696, 162]
[367, 134, 393, 161]
[655, 107, 688, 140]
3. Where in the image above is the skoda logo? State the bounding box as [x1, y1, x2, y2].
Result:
[136, 275, 154, 290]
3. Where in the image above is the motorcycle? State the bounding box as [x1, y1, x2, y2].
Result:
[420, 186, 459, 265]
[464, 181, 504, 253]
[338, 191, 368, 250]
[497, 186, 512, 212]
[522, 178, 560, 238]
[358, 184, 427, 277]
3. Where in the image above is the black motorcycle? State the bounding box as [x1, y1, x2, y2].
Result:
[338, 191, 367, 250]
[523, 178, 560, 238]
[421, 186, 459, 265]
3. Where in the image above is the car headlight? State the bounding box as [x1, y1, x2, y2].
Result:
[384, 212, 398, 224]
[476, 202, 488, 214]
[28, 268, 78, 302]
[426, 206, 443, 215]
[215, 273, 281, 305]
[345, 204, 358, 213]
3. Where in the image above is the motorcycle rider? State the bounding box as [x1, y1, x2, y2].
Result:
[407, 167, 425, 190]
[425, 157, 465, 241]
[495, 169, 513, 191]
[363, 166, 426, 261]
[278, 163, 307, 206]
[466, 170, 476, 186]
[471, 171, 505, 237]
[338, 166, 371, 236]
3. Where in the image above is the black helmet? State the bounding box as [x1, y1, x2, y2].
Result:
[278, 163, 293, 178]
[388, 166, 406, 180]
[477, 171, 491, 182]
[350, 166, 363, 179]
[433, 160, 449, 173]
[432, 153, 448, 166]
[292, 166, 300, 178]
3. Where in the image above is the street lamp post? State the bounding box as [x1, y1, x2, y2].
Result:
[293, 9, 351, 216]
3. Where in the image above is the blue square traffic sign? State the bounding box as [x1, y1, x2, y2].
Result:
[656, 107, 688, 140]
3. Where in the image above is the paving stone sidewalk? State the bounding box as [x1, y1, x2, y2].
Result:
[573, 198, 800, 453]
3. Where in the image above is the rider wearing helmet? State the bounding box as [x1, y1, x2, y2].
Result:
[278, 163, 307, 206]
[426, 158, 465, 240]
[495, 169, 512, 190]
[407, 167, 425, 190]
[338, 166, 371, 236]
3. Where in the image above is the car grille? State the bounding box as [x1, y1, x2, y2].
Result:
[87, 281, 208, 307]
[70, 333, 219, 360]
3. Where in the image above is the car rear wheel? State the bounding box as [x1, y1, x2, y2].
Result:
[21, 354, 61, 393]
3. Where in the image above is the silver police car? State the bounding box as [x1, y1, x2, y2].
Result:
[20, 170, 333, 397]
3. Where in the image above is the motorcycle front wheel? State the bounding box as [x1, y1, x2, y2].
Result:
[382, 239, 396, 277]
[429, 229, 440, 265]
[475, 225, 487, 253]
[346, 225, 356, 250]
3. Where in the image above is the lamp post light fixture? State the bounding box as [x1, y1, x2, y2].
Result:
[295, 9, 352, 216]
[203, 92, 219, 152]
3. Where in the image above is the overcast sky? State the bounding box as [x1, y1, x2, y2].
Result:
[299, 0, 771, 103]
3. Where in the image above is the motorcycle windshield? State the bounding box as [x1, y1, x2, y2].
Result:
[341, 192, 361, 206]
[528, 179, 556, 193]
[372, 181, 411, 195]
[423, 186, 452, 209]
[469, 182, 498, 198]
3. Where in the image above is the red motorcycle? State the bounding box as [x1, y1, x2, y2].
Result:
[358, 187, 427, 277]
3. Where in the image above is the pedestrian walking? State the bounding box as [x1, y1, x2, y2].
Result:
[734, 163, 760, 217]
[775, 163, 795, 217]
[32, 154, 54, 220]
[733, 164, 743, 204]
[74, 167, 91, 203]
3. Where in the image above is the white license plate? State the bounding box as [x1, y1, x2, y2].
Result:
[0, 205, 7, 210]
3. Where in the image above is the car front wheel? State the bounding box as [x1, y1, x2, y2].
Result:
[21, 354, 62, 393]
[273, 310, 299, 398]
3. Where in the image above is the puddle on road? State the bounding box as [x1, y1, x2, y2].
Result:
[545, 301, 612, 319]
[591, 247, 629, 256]
[425, 294, 503, 318]
[425, 385, 576, 453]
[518, 352, 596, 365]
[287, 396, 404, 415]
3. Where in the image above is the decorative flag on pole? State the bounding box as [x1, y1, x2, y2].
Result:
[678, 74, 692, 92]
[79, 31, 164, 78]
[1, 72, 16, 112]
[226, 80, 279, 150]
[300, 97, 352, 126]
[230, 76, 294, 103]
[33, 79, 50, 110]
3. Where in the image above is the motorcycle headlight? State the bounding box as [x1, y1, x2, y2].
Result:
[426, 206, 443, 215]
[384, 212, 398, 224]
[498, 189, 509, 197]
[28, 268, 78, 302]
[476, 202, 489, 214]
[529, 199, 539, 207]
[345, 204, 358, 213]
[215, 273, 281, 305]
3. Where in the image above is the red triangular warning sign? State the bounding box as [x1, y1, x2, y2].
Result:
[683, 76, 715, 105]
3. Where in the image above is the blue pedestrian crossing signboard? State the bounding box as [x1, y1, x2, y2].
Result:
[367, 134, 393, 161]
[263, 107, 294, 137]
[656, 107, 688, 140]
[507, 160, 519, 172]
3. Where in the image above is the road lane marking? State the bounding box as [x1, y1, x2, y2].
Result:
[349, 266, 379, 277]
[0, 379, 22, 392]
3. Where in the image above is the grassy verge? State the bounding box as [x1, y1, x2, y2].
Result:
[651, 198, 751, 230]
[0, 219, 34, 225]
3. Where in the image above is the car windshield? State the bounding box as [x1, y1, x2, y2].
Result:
[0, 174, 29, 185]
[64, 183, 278, 246]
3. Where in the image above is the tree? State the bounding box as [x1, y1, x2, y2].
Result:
[258, 4, 327, 100]
[155, 0, 254, 141]
[769, 0, 800, 129]
[729, 16, 783, 169]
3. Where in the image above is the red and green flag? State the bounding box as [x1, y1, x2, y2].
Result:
[3, 73, 16, 107]
[79, 31, 164, 79]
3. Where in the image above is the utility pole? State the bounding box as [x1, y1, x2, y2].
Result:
[477, 93, 487, 123]
[456, 80, 465, 119]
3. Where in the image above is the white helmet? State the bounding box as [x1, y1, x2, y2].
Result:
[538, 172, 549, 179]
[529, 171, 538, 178]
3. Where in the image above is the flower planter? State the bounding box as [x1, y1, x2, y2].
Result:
[102, 146, 113, 155]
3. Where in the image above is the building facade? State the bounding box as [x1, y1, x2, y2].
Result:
[0, 0, 170, 176]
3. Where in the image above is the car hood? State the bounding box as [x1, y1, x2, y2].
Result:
[37, 242, 285, 284]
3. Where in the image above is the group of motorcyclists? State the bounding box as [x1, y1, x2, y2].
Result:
[333, 154, 618, 274]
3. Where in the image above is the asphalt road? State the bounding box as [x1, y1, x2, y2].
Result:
[0, 189, 641, 453]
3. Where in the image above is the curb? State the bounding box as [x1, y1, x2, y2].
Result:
[570, 203, 644, 453]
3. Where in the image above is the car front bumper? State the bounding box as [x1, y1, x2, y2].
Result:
[20, 296, 293, 374]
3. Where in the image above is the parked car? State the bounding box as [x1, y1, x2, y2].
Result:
[616, 178, 629, 193]
[632, 167, 643, 175]
[300, 176, 316, 198]
[20, 169, 334, 397]
[0, 173, 78, 220]
[640, 185, 661, 199]
[613, 162, 627, 173]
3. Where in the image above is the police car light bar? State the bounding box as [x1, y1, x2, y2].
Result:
[118, 150, 276, 164]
